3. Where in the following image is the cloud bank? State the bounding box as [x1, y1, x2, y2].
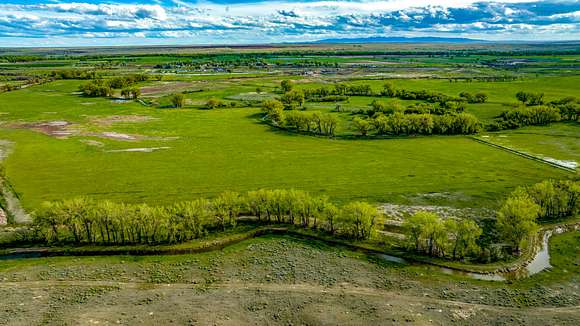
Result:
[0, 0, 578, 46]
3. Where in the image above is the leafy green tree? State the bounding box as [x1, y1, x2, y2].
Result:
[381, 82, 397, 97]
[321, 202, 340, 234]
[353, 117, 371, 136]
[446, 219, 482, 259]
[262, 99, 285, 126]
[171, 93, 185, 108]
[280, 89, 305, 110]
[281, 80, 293, 92]
[340, 202, 381, 240]
[497, 195, 540, 253]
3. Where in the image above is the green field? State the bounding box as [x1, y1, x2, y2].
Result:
[0, 77, 574, 211]
[0, 43, 579, 325]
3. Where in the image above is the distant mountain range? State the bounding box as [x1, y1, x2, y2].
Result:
[313, 36, 487, 44]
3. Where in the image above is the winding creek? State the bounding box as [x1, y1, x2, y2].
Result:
[378, 229, 562, 282]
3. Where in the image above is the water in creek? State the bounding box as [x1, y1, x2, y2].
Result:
[377, 231, 553, 282]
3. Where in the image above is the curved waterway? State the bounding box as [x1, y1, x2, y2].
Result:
[378, 230, 555, 282]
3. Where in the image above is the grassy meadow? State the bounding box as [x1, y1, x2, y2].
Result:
[0, 75, 575, 211]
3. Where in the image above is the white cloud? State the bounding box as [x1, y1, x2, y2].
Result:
[0, 1, 577, 44]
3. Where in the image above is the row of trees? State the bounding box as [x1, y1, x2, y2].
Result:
[403, 212, 482, 259]
[262, 100, 338, 136]
[490, 96, 579, 131]
[299, 82, 486, 109]
[352, 112, 480, 136]
[493, 106, 562, 130]
[49, 70, 97, 80]
[512, 180, 580, 221]
[459, 91, 488, 104]
[367, 100, 464, 117]
[33, 190, 383, 245]
[496, 179, 579, 252]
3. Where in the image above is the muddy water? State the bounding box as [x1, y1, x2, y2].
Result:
[377, 230, 554, 282]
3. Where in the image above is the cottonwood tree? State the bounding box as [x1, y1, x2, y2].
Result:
[445, 219, 482, 259]
[496, 195, 540, 253]
[353, 117, 371, 136]
[171, 93, 185, 108]
[340, 201, 381, 240]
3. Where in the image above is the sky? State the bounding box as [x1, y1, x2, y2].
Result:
[0, 0, 579, 47]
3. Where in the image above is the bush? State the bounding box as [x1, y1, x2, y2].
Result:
[171, 93, 185, 108]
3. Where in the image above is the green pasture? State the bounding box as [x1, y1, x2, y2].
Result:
[0, 79, 573, 212]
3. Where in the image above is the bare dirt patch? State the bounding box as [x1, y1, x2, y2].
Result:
[140, 82, 194, 97]
[107, 147, 171, 153]
[10, 121, 77, 139]
[97, 132, 138, 141]
[90, 115, 156, 127]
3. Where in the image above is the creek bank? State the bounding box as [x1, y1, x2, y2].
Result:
[1, 223, 578, 282]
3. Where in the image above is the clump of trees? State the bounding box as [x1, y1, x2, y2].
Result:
[205, 98, 236, 109]
[403, 212, 482, 260]
[78, 79, 113, 97]
[459, 91, 488, 104]
[262, 100, 337, 137]
[496, 179, 579, 253]
[549, 96, 579, 122]
[121, 87, 141, 100]
[516, 91, 544, 106]
[79, 74, 148, 98]
[280, 89, 305, 109]
[285, 111, 338, 136]
[489, 95, 579, 131]
[33, 190, 383, 245]
[354, 112, 480, 136]
[512, 180, 580, 220]
[492, 106, 561, 130]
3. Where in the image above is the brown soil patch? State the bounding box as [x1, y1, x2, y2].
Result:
[90, 115, 155, 126]
[140, 82, 194, 96]
[12, 121, 77, 138]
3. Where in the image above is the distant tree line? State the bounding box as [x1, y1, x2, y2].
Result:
[49, 70, 97, 80]
[33, 190, 382, 245]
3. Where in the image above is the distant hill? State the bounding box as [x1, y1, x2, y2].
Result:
[314, 36, 487, 44]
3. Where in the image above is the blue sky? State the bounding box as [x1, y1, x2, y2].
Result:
[0, 1, 578, 46]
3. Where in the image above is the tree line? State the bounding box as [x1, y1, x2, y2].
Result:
[489, 94, 578, 130]
[33, 189, 382, 245]
[352, 112, 480, 136]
